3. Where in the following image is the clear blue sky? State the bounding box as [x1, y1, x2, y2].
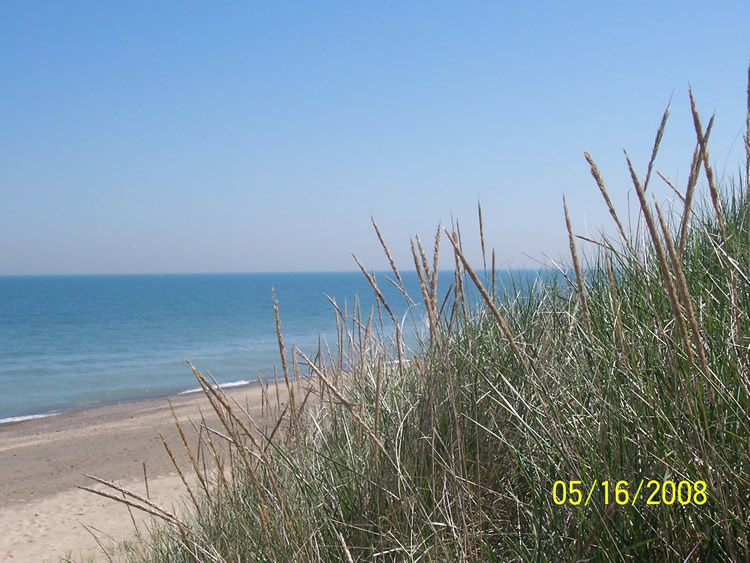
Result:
[2, 2, 748, 275]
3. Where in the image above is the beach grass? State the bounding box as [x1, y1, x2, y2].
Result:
[91, 64, 750, 561]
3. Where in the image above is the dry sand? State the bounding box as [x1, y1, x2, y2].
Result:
[0, 383, 291, 562]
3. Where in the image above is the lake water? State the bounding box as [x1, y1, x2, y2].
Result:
[0, 270, 548, 423]
[0, 272, 431, 422]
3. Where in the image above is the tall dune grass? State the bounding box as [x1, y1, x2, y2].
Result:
[92, 66, 749, 561]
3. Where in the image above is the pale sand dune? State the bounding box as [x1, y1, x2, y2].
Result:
[0, 383, 290, 561]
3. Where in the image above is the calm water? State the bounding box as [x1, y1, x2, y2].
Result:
[0, 272, 429, 422]
[0, 271, 549, 423]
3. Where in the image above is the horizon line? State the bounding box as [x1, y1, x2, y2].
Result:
[0, 267, 557, 278]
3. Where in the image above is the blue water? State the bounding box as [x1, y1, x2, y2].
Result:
[0, 271, 551, 423]
[0, 272, 432, 422]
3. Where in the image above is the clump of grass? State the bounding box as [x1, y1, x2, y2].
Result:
[91, 63, 750, 561]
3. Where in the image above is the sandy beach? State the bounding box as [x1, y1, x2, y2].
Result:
[0, 382, 291, 561]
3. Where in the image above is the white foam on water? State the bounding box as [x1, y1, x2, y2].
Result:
[0, 412, 59, 425]
[178, 379, 252, 395]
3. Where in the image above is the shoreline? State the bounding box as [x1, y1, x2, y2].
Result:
[0, 380, 292, 560]
[0, 377, 263, 427]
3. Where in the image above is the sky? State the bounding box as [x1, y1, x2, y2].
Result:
[1, 2, 749, 275]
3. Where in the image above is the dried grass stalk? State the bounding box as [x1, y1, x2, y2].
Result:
[689, 89, 726, 241]
[563, 195, 593, 341]
[445, 229, 530, 376]
[585, 151, 636, 259]
[680, 116, 714, 257]
[272, 289, 298, 440]
[625, 150, 694, 366]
